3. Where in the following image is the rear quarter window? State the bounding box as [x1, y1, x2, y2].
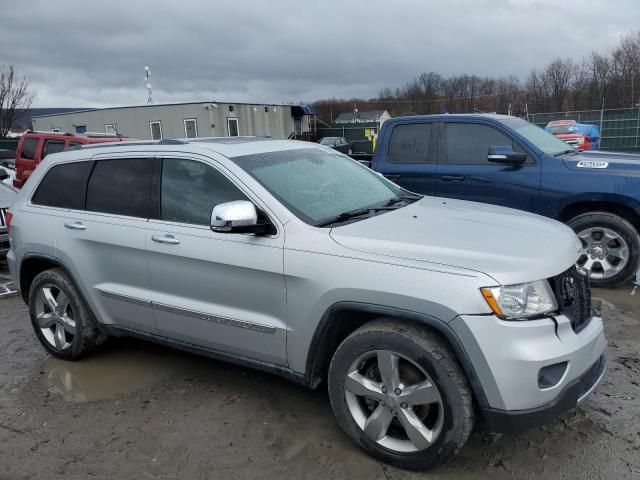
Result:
[32, 161, 94, 209]
[20, 138, 39, 160]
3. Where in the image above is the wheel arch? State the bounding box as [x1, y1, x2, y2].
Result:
[304, 301, 489, 408]
[18, 254, 69, 303]
[557, 199, 640, 232]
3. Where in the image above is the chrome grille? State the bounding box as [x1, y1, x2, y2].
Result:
[0, 208, 6, 231]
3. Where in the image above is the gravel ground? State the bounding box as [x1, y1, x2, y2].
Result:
[0, 263, 638, 480]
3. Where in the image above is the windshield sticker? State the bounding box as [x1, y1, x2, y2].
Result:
[576, 160, 608, 169]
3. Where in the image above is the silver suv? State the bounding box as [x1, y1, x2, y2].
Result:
[7, 138, 606, 470]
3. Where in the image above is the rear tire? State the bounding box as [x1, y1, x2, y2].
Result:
[28, 268, 104, 360]
[568, 212, 639, 288]
[327, 319, 474, 471]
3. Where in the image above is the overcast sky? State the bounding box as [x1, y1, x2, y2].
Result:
[1, 0, 638, 108]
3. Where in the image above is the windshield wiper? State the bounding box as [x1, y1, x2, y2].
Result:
[316, 195, 422, 227]
[554, 149, 577, 157]
[382, 194, 422, 207]
[316, 208, 373, 227]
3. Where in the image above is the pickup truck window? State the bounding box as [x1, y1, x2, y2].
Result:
[498, 117, 573, 156]
[232, 148, 404, 225]
[388, 124, 433, 163]
[445, 123, 518, 164]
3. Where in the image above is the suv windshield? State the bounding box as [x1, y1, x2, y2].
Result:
[498, 117, 574, 156]
[232, 148, 413, 226]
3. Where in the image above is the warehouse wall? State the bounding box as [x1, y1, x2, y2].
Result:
[32, 102, 296, 140]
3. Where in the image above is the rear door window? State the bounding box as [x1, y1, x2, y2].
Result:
[20, 138, 39, 160]
[86, 158, 153, 218]
[387, 123, 433, 163]
[42, 140, 65, 159]
[32, 161, 94, 209]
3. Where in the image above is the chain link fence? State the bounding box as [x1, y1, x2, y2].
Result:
[528, 107, 640, 152]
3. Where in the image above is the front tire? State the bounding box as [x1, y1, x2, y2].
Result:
[568, 212, 640, 288]
[328, 320, 474, 471]
[28, 268, 104, 360]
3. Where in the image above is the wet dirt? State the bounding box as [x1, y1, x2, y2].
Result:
[0, 279, 638, 479]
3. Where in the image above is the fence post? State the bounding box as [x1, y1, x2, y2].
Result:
[636, 107, 640, 149]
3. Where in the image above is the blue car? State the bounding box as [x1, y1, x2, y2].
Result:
[370, 114, 640, 287]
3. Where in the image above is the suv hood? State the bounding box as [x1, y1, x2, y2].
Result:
[563, 150, 640, 173]
[330, 197, 580, 285]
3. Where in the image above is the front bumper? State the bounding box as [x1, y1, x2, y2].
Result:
[450, 312, 606, 431]
[482, 353, 606, 433]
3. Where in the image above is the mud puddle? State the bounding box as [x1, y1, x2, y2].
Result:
[40, 339, 201, 401]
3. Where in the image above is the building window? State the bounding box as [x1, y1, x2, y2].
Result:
[75, 125, 86, 134]
[105, 124, 117, 135]
[150, 121, 162, 140]
[265, 107, 269, 113]
[183, 118, 198, 139]
[227, 118, 239, 137]
[229, 105, 234, 112]
[51, 128, 61, 133]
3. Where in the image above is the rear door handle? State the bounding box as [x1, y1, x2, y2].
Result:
[441, 175, 466, 181]
[64, 221, 86, 231]
[383, 174, 401, 180]
[151, 234, 180, 245]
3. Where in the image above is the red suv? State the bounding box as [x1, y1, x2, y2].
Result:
[13, 131, 130, 188]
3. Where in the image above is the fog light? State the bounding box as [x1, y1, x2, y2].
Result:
[538, 362, 568, 389]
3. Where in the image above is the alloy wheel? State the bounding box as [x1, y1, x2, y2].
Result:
[344, 350, 444, 453]
[34, 284, 76, 350]
[576, 227, 629, 280]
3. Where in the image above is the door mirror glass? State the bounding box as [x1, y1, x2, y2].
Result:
[211, 200, 268, 234]
[487, 145, 528, 165]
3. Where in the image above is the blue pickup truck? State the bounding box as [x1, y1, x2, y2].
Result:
[369, 114, 640, 287]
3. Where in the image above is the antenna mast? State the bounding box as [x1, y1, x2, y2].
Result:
[144, 65, 153, 104]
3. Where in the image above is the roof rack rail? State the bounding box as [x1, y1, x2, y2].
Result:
[83, 132, 125, 138]
[25, 130, 73, 136]
[67, 138, 189, 152]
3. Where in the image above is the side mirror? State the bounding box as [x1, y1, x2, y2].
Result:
[487, 145, 527, 165]
[0, 169, 9, 181]
[211, 200, 269, 234]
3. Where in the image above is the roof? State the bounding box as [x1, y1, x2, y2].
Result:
[31, 101, 315, 119]
[335, 110, 388, 122]
[11, 108, 90, 129]
[67, 136, 319, 159]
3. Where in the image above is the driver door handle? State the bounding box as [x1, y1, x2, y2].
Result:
[151, 234, 180, 245]
[441, 175, 466, 181]
[64, 221, 86, 230]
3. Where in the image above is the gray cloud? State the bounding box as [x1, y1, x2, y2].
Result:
[1, 0, 638, 107]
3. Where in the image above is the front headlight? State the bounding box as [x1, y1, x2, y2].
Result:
[480, 280, 558, 319]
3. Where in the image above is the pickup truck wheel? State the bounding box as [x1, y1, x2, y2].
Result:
[568, 212, 639, 288]
[28, 268, 104, 360]
[328, 320, 473, 471]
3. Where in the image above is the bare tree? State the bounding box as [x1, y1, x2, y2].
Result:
[0, 65, 35, 138]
